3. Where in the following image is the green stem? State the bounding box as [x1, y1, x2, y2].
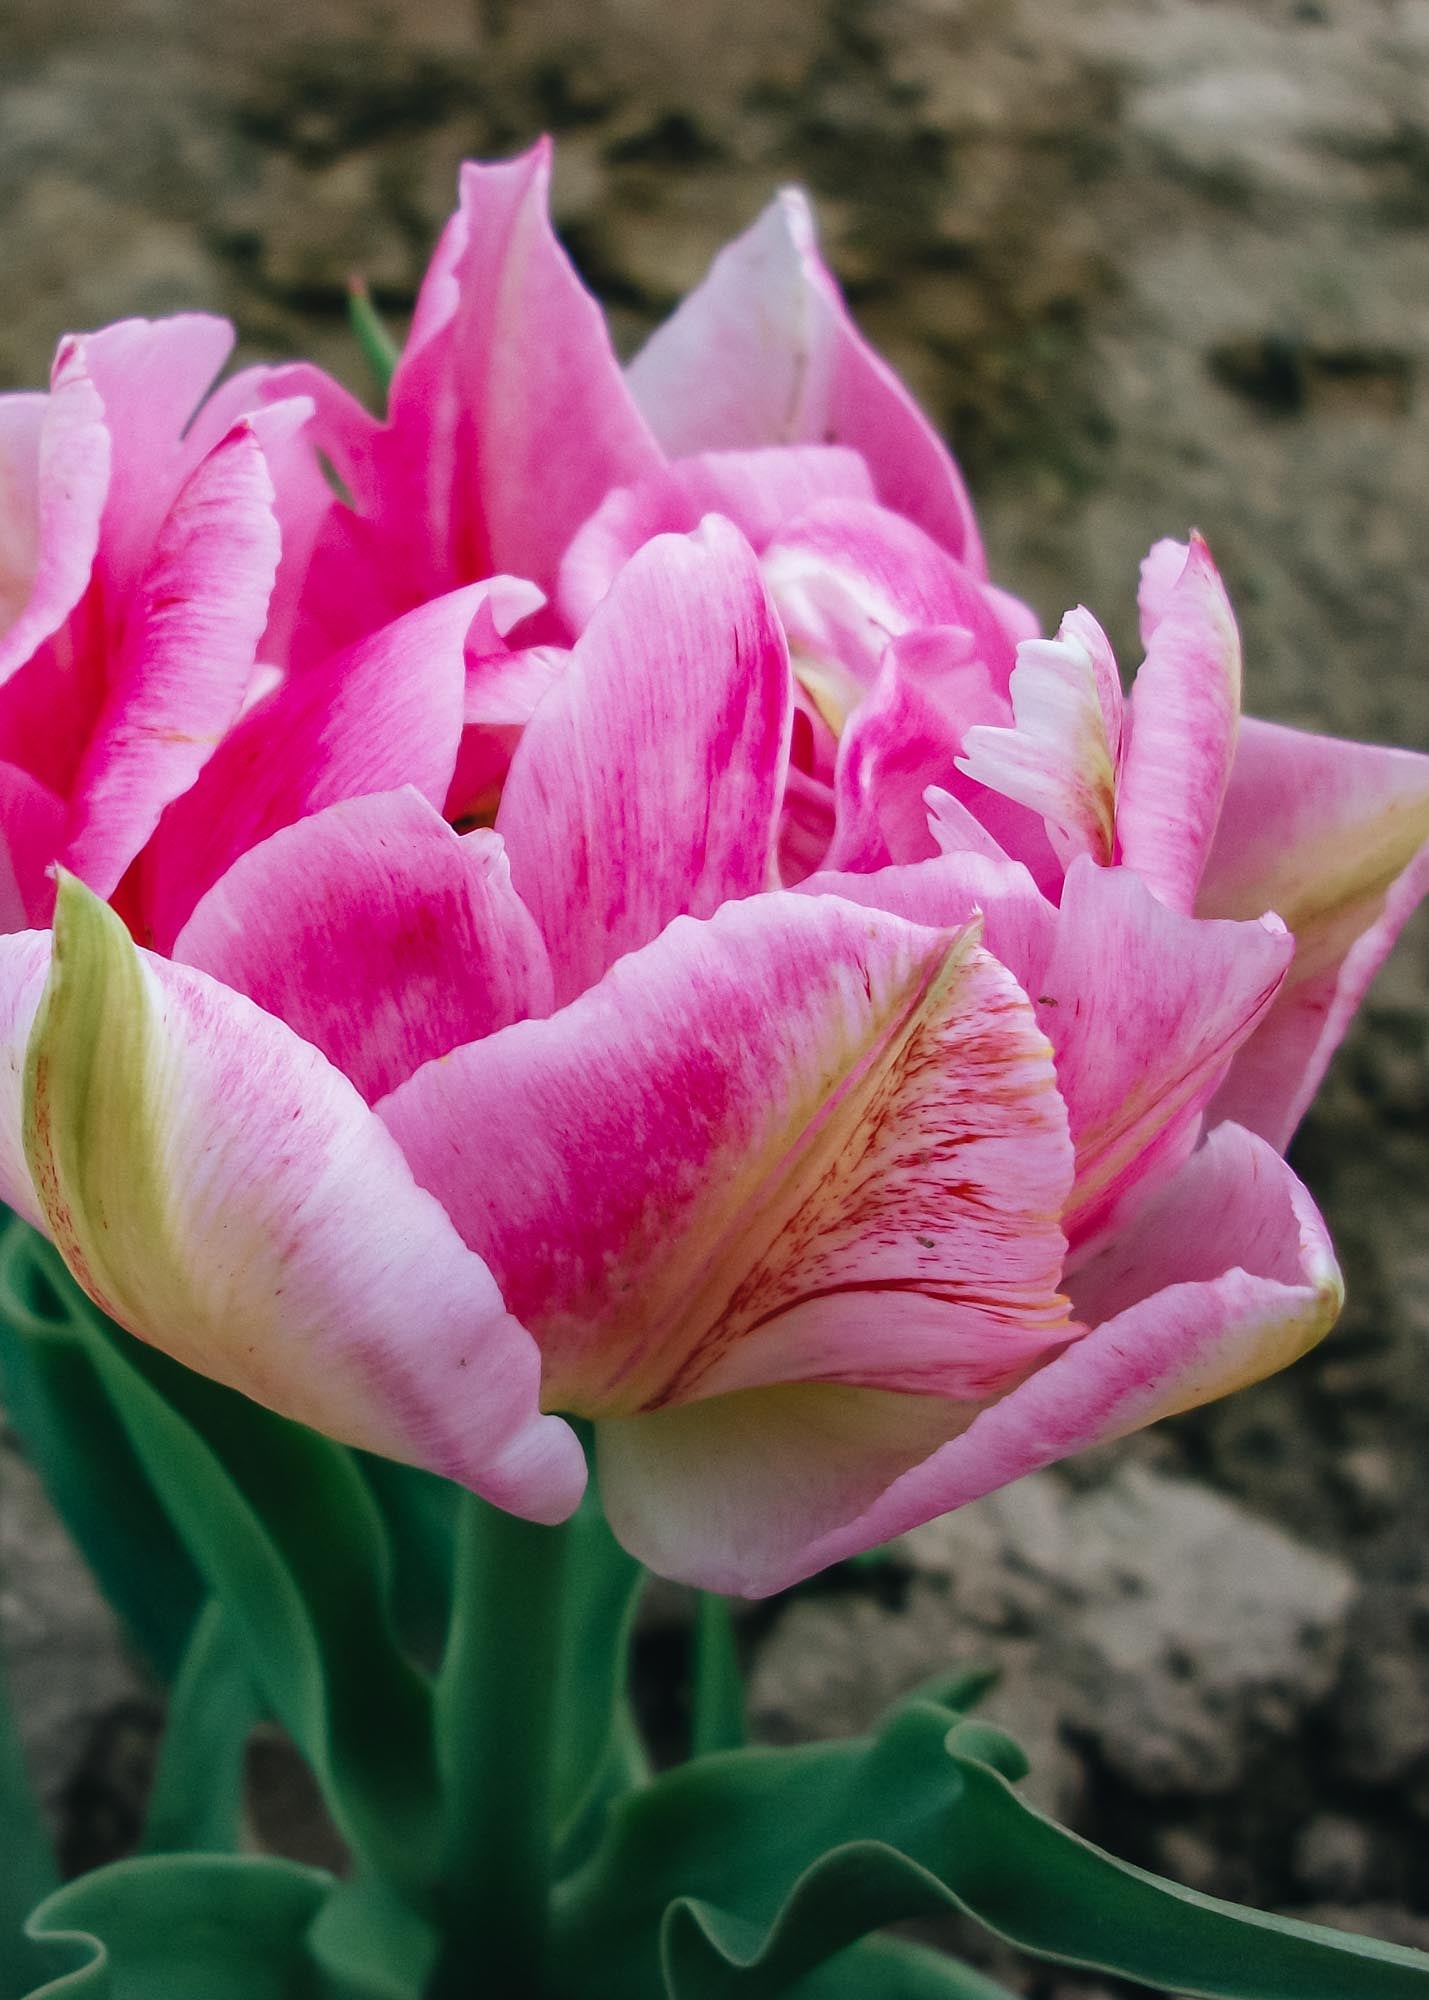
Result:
[426, 1495, 569, 2000]
[690, 1592, 745, 1759]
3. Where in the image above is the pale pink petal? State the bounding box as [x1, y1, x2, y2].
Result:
[1199, 716, 1429, 1147]
[21, 877, 584, 1519]
[0, 763, 64, 932]
[140, 579, 511, 949]
[796, 848, 1058, 986]
[556, 445, 876, 631]
[380, 890, 1073, 1421]
[1035, 859, 1292, 1251]
[0, 362, 111, 686]
[598, 1123, 1339, 1593]
[827, 628, 1006, 872]
[78, 316, 236, 596]
[1137, 534, 1191, 645]
[0, 930, 52, 1229]
[496, 518, 791, 1004]
[925, 786, 1015, 864]
[627, 189, 985, 571]
[1116, 535, 1241, 913]
[61, 421, 282, 902]
[957, 608, 1123, 868]
[174, 789, 553, 1104]
[763, 498, 1011, 702]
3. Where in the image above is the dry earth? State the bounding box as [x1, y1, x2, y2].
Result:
[2, 1, 1427, 1989]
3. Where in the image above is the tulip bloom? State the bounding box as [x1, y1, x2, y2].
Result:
[0, 142, 1423, 1594]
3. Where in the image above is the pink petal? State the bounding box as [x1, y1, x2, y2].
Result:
[0, 762, 64, 932]
[174, 789, 553, 1104]
[556, 445, 876, 631]
[762, 498, 1011, 701]
[392, 141, 662, 599]
[496, 518, 791, 1004]
[627, 189, 986, 572]
[1199, 716, 1429, 1147]
[796, 848, 1058, 984]
[827, 628, 1007, 872]
[598, 1122, 1339, 1593]
[77, 316, 236, 598]
[957, 607, 1123, 868]
[1116, 535, 1242, 914]
[140, 579, 513, 950]
[18, 878, 584, 1519]
[61, 420, 282, 902]
[0, 929, 52, 1230]
[1035, 859, 1292, 1252]
[380, 890, 1073, 1422]
[0, 362, 111, 687]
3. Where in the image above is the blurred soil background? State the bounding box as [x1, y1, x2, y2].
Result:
[2, 0, 1427, 1989]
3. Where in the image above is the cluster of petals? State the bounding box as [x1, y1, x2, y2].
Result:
[0, 140, 1424, 1594]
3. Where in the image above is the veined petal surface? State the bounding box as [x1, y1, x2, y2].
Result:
[380, 891, 1074, 1422]
[598, 1122, 1339, 1594]
[497, 518, 791, 1003]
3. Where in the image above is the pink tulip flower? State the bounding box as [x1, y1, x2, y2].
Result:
[0, 142, 1423, 1593]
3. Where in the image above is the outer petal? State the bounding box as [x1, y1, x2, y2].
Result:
[627, 190, 985, 572]
[1115, 535, 1241, 913]
[1198, 715, 1429, 1147]
[20, 874, 583, 1520]
[0, 930, 53, 1228]
[598, 1122, 1340, 1593]
[62, 421, 282, 901]
[496, 519, 791, 1004]
[556, 445, 876, 631]
[0, 762, 64, 932]
[380, 891, 1074, 1421]
[957, 607, 1123, 868]
[141, 578, 523, 949]
[174, 789, 553, 1104]
[0, 362, 110, 685]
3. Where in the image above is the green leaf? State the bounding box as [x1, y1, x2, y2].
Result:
[0, 1640, 57, 2000]
[355, 1456, 458, 1666]
[21, 1853, 333, 1999]
[347, 281, 398, 399]
[785, 1936, 1019, 1999]
[0, 1216, 205, 1679]
[139, 1600, 259, 1856]
[690, 1597, 744, 1761]
[6, 1226, 441, 1898]
[553, 1697, 1429, 2000]
[305, 1876, 437, 2000]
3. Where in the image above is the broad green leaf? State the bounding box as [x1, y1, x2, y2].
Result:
[139, 1601, 259, 1856]
[787, 1937, 1018, 1999]
[554, 1698, 1429, 2000]
[21, 1853, 332, 1999]
[306, 1877, 437, 2000]
[8, 1228, 441, 1897]
[0, 1217, 204, 1679]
